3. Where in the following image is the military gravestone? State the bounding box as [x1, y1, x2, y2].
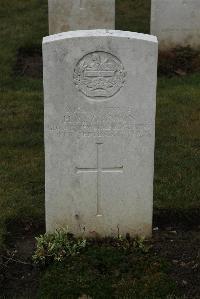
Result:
[48, 0, 115, 34]
[151, 0, 200, 49]
[43, 30, 158, 237]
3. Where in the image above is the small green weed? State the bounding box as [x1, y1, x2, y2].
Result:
[112, 234, 152, 253]
[133, 235, 152, 253]
[33, 228, 86, 265]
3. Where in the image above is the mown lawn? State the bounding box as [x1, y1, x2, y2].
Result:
[0, 0, 47, 246]
[0, 0, 200, 297]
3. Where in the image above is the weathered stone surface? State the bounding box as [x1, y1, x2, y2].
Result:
[48, 0, 115, 35]
[43, 30, 158, 237]
[151, 0, 200, 50]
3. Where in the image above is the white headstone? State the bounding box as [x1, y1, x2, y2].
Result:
[43, 30, 158, 237]
[48, 0, 115, 35]
[151, 0, 200, 50]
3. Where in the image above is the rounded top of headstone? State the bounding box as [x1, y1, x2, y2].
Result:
[43, 29, 158, 44]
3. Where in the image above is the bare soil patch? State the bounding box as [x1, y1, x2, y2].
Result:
[14, 46, 42, 78]
[1, 219, 200, 298]
[0, 221, 45, 298]
[154, 208, 200, 230]
[158, 47, 200, 76]
[154, 229, 200, 298]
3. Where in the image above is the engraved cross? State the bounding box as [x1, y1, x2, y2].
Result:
[76, 143, 123, 216]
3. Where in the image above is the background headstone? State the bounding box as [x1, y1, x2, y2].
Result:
[48, 0, 115, 35]
[151, 0, 200, 50]
[43, 30, 158, 237]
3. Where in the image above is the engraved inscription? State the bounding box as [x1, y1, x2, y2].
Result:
[48, 106, 153, 138]
[73, 51, 126, 98]
[76, 143, 123, 216]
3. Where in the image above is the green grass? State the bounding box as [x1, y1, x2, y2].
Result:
[155, 75, 200, 210]
[0, 0, 47, 91]
[0, 0, 48, 246]
[116, 0, 151, 33]
[0, 90, 44, 245]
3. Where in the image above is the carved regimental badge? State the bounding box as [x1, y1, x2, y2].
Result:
[73, 51, 126, 98]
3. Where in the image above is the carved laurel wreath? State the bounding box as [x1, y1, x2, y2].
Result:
[73, 51, 126, 98]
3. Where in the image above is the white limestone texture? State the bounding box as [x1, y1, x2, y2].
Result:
[48, 0, 115, 35]
[151, 0, 200, 50]
[43, 30, 158, 237]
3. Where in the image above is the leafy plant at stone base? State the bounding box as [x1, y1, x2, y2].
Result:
[133, 235, 153, 253]
[33, 228, 153, 267]
[109, 234, 152, 253]
[33, 227, 86, 265]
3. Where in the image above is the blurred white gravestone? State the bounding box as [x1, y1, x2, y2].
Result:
[151, 0, 200, 49]
[48, 0, 115, 35]
[43, 30, 158, 237]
